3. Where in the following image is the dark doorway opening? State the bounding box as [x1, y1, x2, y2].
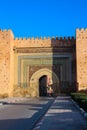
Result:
[39, 75, 47, 96]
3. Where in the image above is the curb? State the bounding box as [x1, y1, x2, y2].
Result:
[0, 97, 31, 104]
[71, 99, 87, 119]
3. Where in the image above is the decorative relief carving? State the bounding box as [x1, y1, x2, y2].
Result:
[18, 56, 70, 88]
[13, 47, 74, 53]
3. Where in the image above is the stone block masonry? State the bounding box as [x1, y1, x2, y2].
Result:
[0, 30, 14, 96]
[76, 28, 87, 90]
[0, 28, 87, 97]
[14, 36, 75, 48]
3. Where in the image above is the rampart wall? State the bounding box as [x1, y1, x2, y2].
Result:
[14, 36, 75, 48]
[76, 28, 87, 90]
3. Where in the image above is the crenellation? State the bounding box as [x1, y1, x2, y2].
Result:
[64, 37, 66, 40]
[52, 36, 55, 39]
[19, 37, 23, 40]
[23, 37, 27, 40]
[59, 37, 62, 41]
[13, 35, 76, 48]
[15, 38, 19, 40]
[47, 36, 51, 40]
[55, 36, 58, 40]
[44, 37, 46, 40]
[76, 28, 87, 39]
[76, 28, 87, 31]
[76, 28, 87, 32]
[0, 29, 11, 33]
[3, 29, 7, 32]
[31, 37, 34, 40]
[68, 36, 70, 40]
[71, 36, 74, 40]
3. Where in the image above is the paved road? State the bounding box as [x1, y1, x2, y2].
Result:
[33, 96, 87, 130]
[0, 97, 54, 130]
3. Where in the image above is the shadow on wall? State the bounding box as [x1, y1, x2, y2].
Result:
[52, 37, 77, 94]
[37, 37, 77, 97]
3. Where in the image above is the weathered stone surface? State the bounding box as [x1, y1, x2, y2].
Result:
[76, 29, 87, 90]
[0, 28, 86, 97]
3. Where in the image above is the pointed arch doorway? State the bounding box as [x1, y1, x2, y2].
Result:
[30, 68, 60, 97]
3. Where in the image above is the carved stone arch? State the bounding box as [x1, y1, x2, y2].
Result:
[29, 68, 60, 97]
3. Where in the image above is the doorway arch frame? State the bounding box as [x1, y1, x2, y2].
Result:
[29, 68, 59, 97]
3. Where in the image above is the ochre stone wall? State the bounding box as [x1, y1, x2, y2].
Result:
[76, 29, 87, 90]
[14, 36, 75, 48]
[0, 30, 14, 96]
[0, 28, 87, 97]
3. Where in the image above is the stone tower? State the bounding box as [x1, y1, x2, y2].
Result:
[0, 30, 14, 96]
[76, 28, 87, 90]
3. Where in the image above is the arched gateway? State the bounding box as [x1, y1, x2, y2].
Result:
[0, 29, 78, 97]
[30, 68, 60, 97]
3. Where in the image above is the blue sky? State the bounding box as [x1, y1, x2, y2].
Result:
[0, 0, 87, 38]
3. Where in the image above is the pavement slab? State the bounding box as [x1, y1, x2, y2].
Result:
[33, 96, 87, 130]
[0, 97, 54, 130]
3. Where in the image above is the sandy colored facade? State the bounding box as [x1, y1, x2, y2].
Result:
[76, 29, 87, 90]
[0, 28, 87, 97]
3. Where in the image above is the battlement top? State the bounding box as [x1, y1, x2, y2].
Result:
[0, 29, 12, 32]
[0, 29, 14, 39]
[0, 29, 75, 47]
[0, 29, 75, 41]
[76, 28, 87, 39]
[76, 28, 87, 32]
[14, 36, 75, 48]
[14, 36, 75, 41]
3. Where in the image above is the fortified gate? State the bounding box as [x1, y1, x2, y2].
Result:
[0, 29, 87, 97]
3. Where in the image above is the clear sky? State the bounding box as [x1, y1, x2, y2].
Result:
[0, 0, 87, 38]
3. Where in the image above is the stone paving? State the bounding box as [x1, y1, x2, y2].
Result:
[0, 97, 54, 130]
[33, 96, 87, 130]
[0, 97, 30, 108]
[0, 97, 30, 103]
